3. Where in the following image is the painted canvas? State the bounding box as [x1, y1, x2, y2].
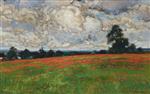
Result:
[0, 0, 150, 94]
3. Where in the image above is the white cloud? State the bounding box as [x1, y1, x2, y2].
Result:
[1, 0, 150, 49]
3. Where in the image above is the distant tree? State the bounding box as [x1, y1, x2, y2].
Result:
[137, 47, 143, 53]
[20, 49, 32, 59]
[55, 50, 63, 56]
[31, 52, 40, 59]
[107, 25, 123, 44]
[39, 48, 46, 58]
[0, 53, 5, 61]
[107, 25, 135, 53]
[0, 53, 5, 57]
[47, 50, 55, 57]
[99, 50, 108, 54]
[128, 44, 136, 53]
[6, 47, 18, 60]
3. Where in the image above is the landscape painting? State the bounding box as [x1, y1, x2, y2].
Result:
[0, 0, 150, 94]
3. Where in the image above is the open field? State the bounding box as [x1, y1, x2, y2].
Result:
[0, 54, 150, 94]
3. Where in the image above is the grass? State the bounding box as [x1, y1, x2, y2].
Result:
[0, 54, 150, 94]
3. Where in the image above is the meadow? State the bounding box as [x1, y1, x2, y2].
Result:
[0, 54, 150, 94]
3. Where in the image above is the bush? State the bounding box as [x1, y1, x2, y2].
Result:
[6, 47, 18, 60]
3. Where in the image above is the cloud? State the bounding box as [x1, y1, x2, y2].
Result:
[53, 6, 84, 31]
[83, 16, 101, 32]
[100, 0, 139, 14]
[1, 0, 150, 49]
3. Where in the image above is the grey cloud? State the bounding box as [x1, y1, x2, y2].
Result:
[1, 0, 150, 50]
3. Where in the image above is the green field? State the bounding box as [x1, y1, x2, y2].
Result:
[0, 54, 150, 94]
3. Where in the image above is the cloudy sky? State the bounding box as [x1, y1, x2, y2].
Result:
[0, 0, 150, 50]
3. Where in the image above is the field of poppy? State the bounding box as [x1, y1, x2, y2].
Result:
[0, 54, 150, 94]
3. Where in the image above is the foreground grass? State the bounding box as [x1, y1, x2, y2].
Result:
[1, 62, 150, 94]
[0, 54, 150, 94]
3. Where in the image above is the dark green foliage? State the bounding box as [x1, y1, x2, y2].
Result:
[20, 49, 32, 59]
[137, 47, 143, 53]
[47, 50, 55, 57]
[107, 25, 124, 44]
[39, 48, 47, 58]
[110, 38, 129, 53]
[107, 25, 136, 53]
[6, 47, 18, 60]
[128, 44, 136, 53]
[55, 50, 64, 56]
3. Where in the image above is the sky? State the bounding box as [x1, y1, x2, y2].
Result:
[0, 0, 150, 50]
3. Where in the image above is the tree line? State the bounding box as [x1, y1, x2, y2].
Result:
[0, 25, 145, 61]
[2, 47, 64, 61]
